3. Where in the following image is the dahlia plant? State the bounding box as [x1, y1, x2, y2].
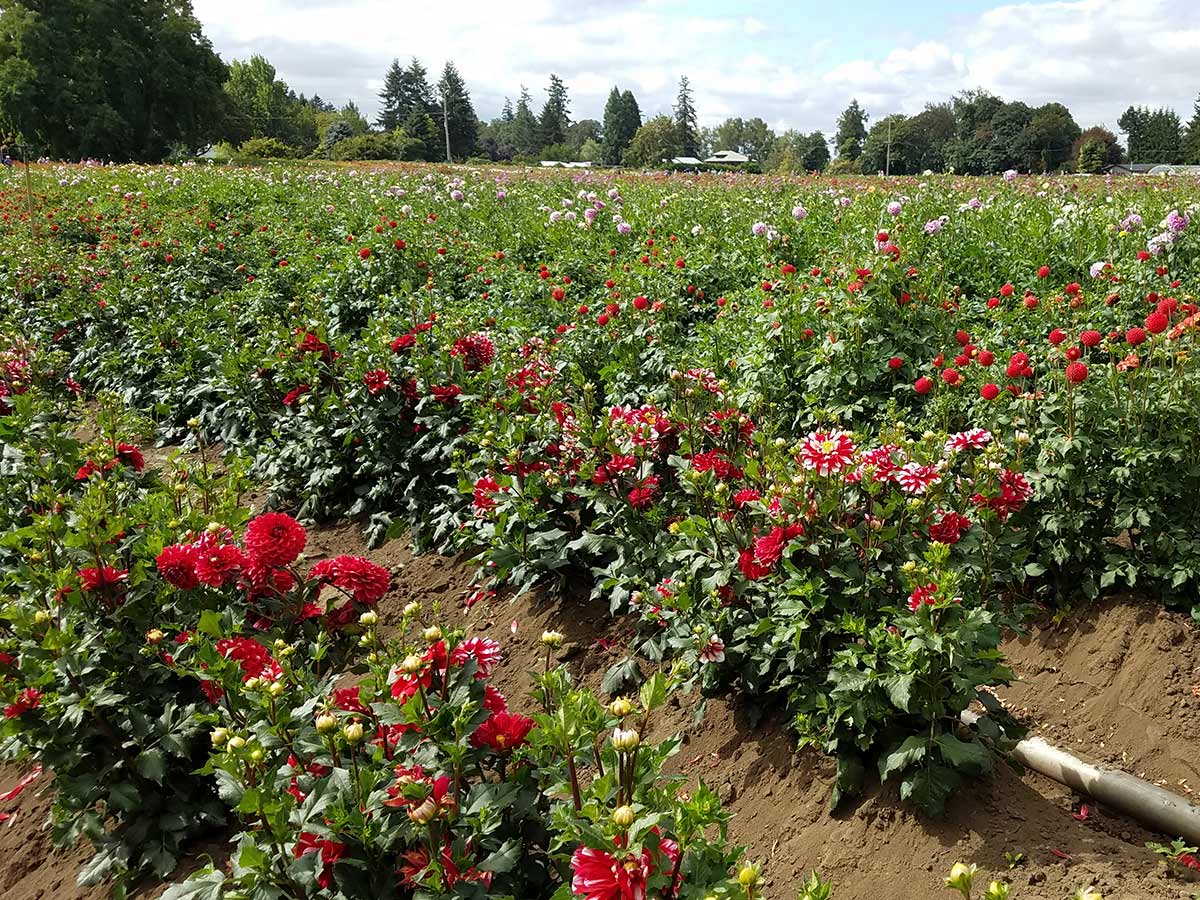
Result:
[168, 618, 771, 900]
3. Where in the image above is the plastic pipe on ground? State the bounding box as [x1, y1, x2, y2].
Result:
[961, 711, 1200, 844]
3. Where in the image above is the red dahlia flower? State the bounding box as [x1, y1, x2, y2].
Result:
[363, 369, 389, 394]
[293, 832, 347, 890]
[571, 845, 653, 900]
[907, 582, 939, 611]
[310, 555, 391, 605]
[4, 688, 41, 719]
[390, 333, 416, 353]
[450, 333, 496, 371]
[194, 543, 247, 587]
[156, 543, 200, 589]
[115, 442, 145, 471]
[244, 512, 307, 568]
[79, 565, 128, 593]
[628, 475, 659, 510]
[471, 710, 535, 754]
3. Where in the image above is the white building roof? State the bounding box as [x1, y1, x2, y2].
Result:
[705, 150, 750, 163]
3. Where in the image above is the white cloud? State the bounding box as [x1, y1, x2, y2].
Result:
[192, 0, 1200, 137]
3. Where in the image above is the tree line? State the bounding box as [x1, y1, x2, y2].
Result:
[2, 0, 1199, 171]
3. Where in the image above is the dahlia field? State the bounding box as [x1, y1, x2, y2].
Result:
[0, 162, 1197, 898]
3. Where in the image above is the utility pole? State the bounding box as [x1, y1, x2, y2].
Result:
[441, 89, 452, 163]
[885, 118, 892, 177]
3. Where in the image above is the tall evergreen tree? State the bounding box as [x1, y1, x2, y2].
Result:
[539, 74, 570, 148]
[673, 77, 699, 158]
[437, 60, 477, 160]
[512, 86, 539, 156]
[501, 98, 514, 124]
[834, 99, 868, 160]
[397, 59, 436, 122]
[376, 59, 406, 131]
[1141, 107, 1183, 163]
[1118, 106, 1149, 163]
[601, 86, 640, 165]
[1184, 94, 1200, 165]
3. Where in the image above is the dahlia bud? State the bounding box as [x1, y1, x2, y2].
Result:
[774, 437, 786, 448]
[143, 628, 164, 645]
[737, 864, 761, 888]
[608, 697, 634, 718]
[400, 654, 424, 675]
[228, 736, 246, 750]
[205, 521, 222, 535]
[186, 417, 201, 429]
[612, 805, 636, 827]
[359, 610, 378, 627]
[945, 862, 977, 898]
[33, 610, 50, 625]
[249, 748, 265, 764]
[244, 677, 260, 691]
[316, 714, 338, 734]
[901, 560, 917, 573]
[211, 727, 229, 747]
[29, 551, 43, 563]
[611, 727, 640, 751]
[268, 680, 285, 697]
[403, 601, 420, 617]
[273, 638, 287, 650]
[423, 625, 442, 642]
[343, 722, 364, 743]
[278, 645, 295, 658]
[540, 630, 564, 648]
[408, 796, 437, 825]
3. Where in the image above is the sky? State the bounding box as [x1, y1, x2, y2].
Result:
[191, 0, 1200, 136]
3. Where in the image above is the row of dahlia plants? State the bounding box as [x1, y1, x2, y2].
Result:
[0, 385, 797, 897]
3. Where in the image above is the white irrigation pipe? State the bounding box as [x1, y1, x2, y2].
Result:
[962, 712, 1200, 844]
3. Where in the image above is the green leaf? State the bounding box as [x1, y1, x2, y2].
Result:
[160, 869, 226, 900]
[880, 674, 914, 711]
[478, 838, 521, 873]
[935, 733, 992, 775]
[197, 609, 223, 638]
[213, 769, 245, 805]
[601, 658, 642, 696]
[135, 748, 166, 784]
[638, 671, 669, 713]
[879, 735, 927, 781]
[900, 764, 961, 817]
[830, 753, 865, 811]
